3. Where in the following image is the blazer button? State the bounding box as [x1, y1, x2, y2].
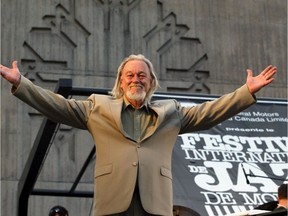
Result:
[132, 162, 138, 167]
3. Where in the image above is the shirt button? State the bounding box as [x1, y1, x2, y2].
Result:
[137, 145, 141, 148]
[132, 162, 138, 166]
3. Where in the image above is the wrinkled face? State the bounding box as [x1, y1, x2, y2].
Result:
[120, 60, 152, 104]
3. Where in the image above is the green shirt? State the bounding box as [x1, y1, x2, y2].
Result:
[121, 97, 157, 142]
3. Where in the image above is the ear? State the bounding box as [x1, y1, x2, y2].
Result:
[150, 77, 154, 85]
[120, 79, 124, 90]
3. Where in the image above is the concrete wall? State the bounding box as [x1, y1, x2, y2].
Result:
[1, 0, 286, 216]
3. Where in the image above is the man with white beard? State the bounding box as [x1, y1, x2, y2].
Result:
[0, 54, 277, 216]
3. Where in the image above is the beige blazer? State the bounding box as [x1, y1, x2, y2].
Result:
[14, 76, 256, 216]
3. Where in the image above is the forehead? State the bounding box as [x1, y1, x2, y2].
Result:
[122, 60, 150, 73]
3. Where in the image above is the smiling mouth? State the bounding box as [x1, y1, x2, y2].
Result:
[129, 85, 143, 89]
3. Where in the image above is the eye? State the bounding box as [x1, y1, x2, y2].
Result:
[139, 73, 146, 79]
[125, 73, 133, 78]
[126, 74, 133, 78]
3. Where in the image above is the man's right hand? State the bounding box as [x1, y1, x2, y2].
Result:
[0, 61, 21, 88]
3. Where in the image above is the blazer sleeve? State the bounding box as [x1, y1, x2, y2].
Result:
[12, 75, 93, 129]
[179, 84, 256, 133]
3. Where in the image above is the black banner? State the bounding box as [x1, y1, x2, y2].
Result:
[172, 99, 288, 216]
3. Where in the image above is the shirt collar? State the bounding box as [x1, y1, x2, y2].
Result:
[123, 96, 150, 112]
[277, 204, 287, 209]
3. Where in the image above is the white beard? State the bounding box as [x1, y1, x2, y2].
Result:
[126, 90, 146, 102]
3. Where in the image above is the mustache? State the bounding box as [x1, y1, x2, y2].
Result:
[129, 84, 144, 88]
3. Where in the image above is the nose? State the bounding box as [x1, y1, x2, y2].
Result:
[132, 75, 140, 83]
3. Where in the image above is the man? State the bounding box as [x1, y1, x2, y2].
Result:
[274, 183, 288, 212]
[0, 54, 277, 216]
[253, 184, 287, 215]
[49, 206, 69, 216]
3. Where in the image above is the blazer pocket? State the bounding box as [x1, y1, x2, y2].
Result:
[95, 164, 113, 178]
[160, 167, 172, 180]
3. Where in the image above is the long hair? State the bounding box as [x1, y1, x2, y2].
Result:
[111, 54, 159, 102]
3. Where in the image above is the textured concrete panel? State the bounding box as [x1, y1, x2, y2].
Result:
[1, 0, 286, 216]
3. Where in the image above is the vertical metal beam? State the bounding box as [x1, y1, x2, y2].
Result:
[17, 79, 72, 216]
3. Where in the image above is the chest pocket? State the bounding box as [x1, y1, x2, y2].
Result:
[160, 166, 172, 180]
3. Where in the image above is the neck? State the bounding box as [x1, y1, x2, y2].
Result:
[278, 199, 288, 208]
[124, 94, 146, 109]
[129, 99, 144, 109]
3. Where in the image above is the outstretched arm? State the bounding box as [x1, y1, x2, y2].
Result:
[0, 60, 21, 88]
[1, 60, 91, 129]
[246, 65, 277, 94]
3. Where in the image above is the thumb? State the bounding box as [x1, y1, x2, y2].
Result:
[246, 69, 253, 78]
[12, 60, 18, 69]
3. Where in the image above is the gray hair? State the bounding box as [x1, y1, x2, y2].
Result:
[111, 54, 159, 102]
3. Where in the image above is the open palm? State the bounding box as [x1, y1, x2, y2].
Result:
[246, 65, 277, 94]
[0, 61, 21, 87]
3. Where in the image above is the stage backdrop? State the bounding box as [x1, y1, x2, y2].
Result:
[171, 97, 288, 216]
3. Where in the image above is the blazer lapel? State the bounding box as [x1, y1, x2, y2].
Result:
[109, 98, 166, 142]
[109, 98, 133, 140]
[141, 102, 165, 141]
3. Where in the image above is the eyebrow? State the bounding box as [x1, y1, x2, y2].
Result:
[123, 71, 147, 74]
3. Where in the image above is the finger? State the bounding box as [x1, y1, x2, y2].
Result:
[264, 67, 277, 79]
[265, 77, 275, 85]
[0, 64, 10, 71]
[0, 65, 6, 76]
[261, 65, 273, 75]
